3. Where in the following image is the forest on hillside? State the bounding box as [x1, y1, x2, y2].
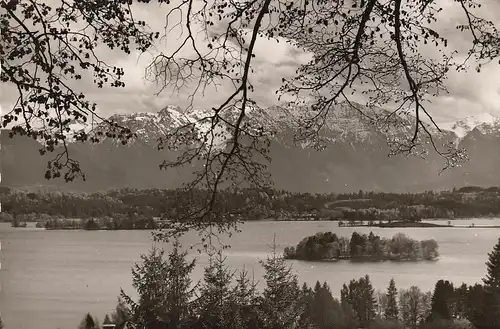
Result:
[1, 186, 500, 229]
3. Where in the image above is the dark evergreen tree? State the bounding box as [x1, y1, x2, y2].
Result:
[385, 278, 399, 321]
[339, 282, 358, 328]
[464, 284, 484, 328]
[195, 251, 236, 329]
[298, 283, 314, 329]
[340, 283, 350, 307]
[232, 267, 260, 329]
[259, 236, 305, 329]
[360, 275, 377, 327]
[111, 297, 130, 329]
[120, 240, 196, 329]
[0, 314, 3, 329]
[453, 283, 469, 319]
[370, 318, 405, 329]
[102, 314, 112, 325]
[483, 238, 500, 291]
[429, 280, 455, 321]
[480, 237, 500, 329]
[344, 275, 376, 328]
[78, 313, 99, 329]
[304, 281, 338, 329]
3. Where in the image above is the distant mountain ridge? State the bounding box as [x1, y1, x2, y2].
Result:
[442, 113, 500, 138]
[2, 103, 500, 193]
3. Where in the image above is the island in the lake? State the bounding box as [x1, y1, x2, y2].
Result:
[338, 220, 449, 228]
[284, 231, 439, 262]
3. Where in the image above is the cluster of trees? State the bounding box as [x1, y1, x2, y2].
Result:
[76, 303, 129, 329]
[40, 215, 158, 231]
[3, 187, 500, 225]
[283, 232, 439, 262]
[75, 237, 500, 329]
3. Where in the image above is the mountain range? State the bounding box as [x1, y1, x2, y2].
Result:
[2, 102, 500, 193]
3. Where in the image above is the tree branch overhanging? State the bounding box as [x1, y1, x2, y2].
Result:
[3, 0, 500, 244]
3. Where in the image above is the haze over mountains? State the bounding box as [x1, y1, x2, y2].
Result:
[2, 103, 500, 193]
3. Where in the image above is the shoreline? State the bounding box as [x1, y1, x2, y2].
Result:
[5, 217, 500, 231]
[287, 257, 440, 263]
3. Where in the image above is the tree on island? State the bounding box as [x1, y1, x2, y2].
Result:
[4, 0, 500, 241]
[284, 231, 439, 262]
[385, 278, 399, 321]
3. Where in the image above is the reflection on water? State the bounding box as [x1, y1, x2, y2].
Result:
[1, 220, 499, 329]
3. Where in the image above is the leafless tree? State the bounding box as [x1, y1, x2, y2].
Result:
[1, 0, 157, 181]
[399, 286, 432, 329]
[148, 0, 500, 240]
[2, 0, 500, 241]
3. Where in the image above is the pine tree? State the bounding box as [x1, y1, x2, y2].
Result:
[385, 278, 399, 321]
[111, 297, 130, 329]
[232, 267, 260, 329]
[259, 235, 304, 329]
[102, 314, 112, 325]
[307, 281, 339, 329]
[360, 275, 377, 327]
[484, 238, 500, 290]
[454, 283, 469, 319]
[340, 283, 350, 307]
[0, 313, 4, 329]
[120, 239, 196, 329]
[481, 237, 500, 329]
[344, 275, 376, 328]
[339, 282, 361, 328]
[298, 282, 315, 329]
[78, 313, 99, 329]
[465, 284, 486, 328]
[233, 266, 258, 308]
[195, 251, 236, 329]
[429, 280, 454, 320]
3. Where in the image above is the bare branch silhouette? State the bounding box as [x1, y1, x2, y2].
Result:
[2, 0, 500, 242]
[1, 0, 158, 181]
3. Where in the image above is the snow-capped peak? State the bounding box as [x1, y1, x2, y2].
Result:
[443, 113, 500, 138]
[90, 102, 459, 149]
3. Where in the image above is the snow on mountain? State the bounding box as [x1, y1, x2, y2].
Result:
[441, 113, 500, 138]
[93, 102, 500, 151]
[8, 104, 500, 193]
[92, 102, 417, 148]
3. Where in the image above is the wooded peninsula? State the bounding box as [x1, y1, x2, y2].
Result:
[1, 185, 500, 230]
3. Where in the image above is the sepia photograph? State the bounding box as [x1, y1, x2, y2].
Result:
[1, 0, 500, 328]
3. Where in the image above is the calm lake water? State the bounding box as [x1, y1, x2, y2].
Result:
[1, 219, 499, 329]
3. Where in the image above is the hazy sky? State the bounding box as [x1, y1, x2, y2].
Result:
[2, 0, 500, 126]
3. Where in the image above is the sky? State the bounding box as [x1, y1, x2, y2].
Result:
[1, 0, 500, 127]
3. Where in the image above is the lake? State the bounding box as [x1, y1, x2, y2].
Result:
[1, 219, 499, 329]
